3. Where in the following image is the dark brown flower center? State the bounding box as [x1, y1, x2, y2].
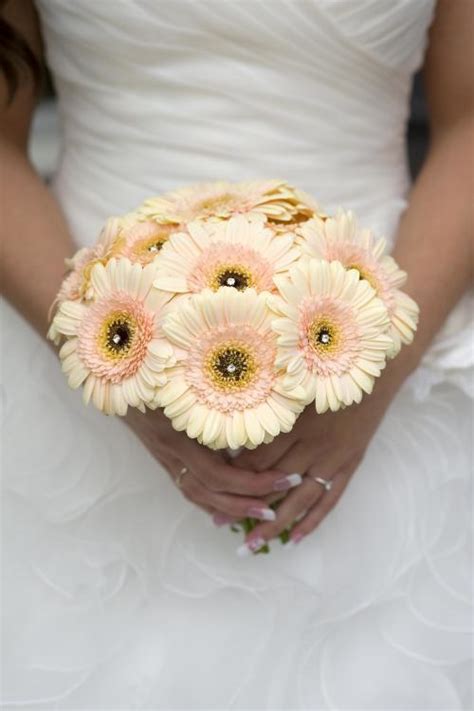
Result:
[206, 343, 257, 390]
[106, 319, 133, 354]
[218, 269, 250, 290]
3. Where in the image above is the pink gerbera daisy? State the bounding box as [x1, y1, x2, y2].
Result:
[49, 258, 175, 415]
[270, 259, 392, 413]
[117, 217, 181, 266]
[138, 179, 316, 225]
[153, 214, 300, 297]
[158, 288, 306, 449]
[298, 211, 419, 357]
[47, 218, 124, 344]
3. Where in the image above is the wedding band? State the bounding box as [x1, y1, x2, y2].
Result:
[175, 466, 189, 488]
[311, 476, 333, 492]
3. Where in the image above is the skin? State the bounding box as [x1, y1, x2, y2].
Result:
[1, 2, 473, 545]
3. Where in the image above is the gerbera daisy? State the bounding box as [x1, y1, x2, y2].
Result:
[153, 214, 300, 297]
[59, 217, 124, 303]
[158, 288, 306, 449]
[268, 189, 328, 233]
[298, 211, 419, 356]
[138, 179, 313, 225]
[49, 258, 175, 415]
[117, 216, 180, 266]
[47, 217, 125, 344]
[270, 259, 392, 413]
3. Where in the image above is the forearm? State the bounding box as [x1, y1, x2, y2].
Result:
[387, 117, 473, 387]
[1, 137, 74, 337]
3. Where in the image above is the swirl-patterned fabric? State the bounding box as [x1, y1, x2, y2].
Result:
[2, 1, 472, 708]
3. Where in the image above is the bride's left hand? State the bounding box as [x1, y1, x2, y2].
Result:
[232, 375, 399, 550]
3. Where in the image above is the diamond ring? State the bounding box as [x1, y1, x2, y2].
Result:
[175, 466, 189, 488]
[311, 476, 333, 492]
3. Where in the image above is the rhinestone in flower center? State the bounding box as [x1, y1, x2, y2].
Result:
[205, 342, 257, 391]
[99, 311, 137, 360]
[308, 318, 340, 355]
[210, 264, 253, 291]
[135, 235, 168, 257]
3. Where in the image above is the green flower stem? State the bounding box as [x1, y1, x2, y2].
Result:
[230, 500, 294, 554]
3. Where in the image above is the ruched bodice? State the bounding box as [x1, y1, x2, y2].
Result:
[37, 0, 434, 244]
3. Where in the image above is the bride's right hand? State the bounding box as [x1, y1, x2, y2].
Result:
[125, 407, 301, 523]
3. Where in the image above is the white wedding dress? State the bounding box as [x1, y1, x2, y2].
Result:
[2, 1, 473, 709]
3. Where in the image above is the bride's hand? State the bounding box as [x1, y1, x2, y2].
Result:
[124, 407, 302, 523]
[232, 371, 401, 551]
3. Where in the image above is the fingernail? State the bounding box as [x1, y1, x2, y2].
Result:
[247, 506, 276, 521]
[212, 513, 235, 527]
[287, 532, 305, 547]
[273, 473, 303, 491]
[236, 536, 266, 557]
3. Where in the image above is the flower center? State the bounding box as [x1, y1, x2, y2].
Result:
[205, 342, 257, 391]
[210, 264, 253, 291]
[135, 235, 169, 258]
[348, 263, 378, 291]
[307, 318, 340, 356]
[197, 193, 235, 215]
[98, 312, 137, 360]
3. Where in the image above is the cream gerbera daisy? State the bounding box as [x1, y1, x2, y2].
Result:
[59, 217, 124, 303]
[116, 215, 180, 266]
[298, 211, 419, 357]
[270, 259, 393, 414]
[268, 189, 328, 233]
[139, 179, 314, 225]
[47, 217, 125, 344]
[50, 258, 175, 415]
[158, 288, 306, 449]
[153, 214, 300, 297]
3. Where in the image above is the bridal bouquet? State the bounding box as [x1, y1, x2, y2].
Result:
[49, 179, 418, 452]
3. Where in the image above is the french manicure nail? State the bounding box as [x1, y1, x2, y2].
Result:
[288, 532, 305, 546]
[212, 513, 235, 527]
[236, 536, 266, 557]
[273, 473, 303, 491]
[248, 536, 266, 552]
[247, 506, 276, 521]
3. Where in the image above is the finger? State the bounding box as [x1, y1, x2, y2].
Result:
[288, 469, 352, 544]
[179, 471, 284, 522]
[264, 441, 315, 481]
[237, 475, 324, 548]
[174, 475, 216, 515]
[182, 438, 302, 497]
[211, 512, 239, 527]
[157, 453, 184, 481]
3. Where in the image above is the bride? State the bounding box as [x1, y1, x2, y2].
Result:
[2, 0, 472, 708]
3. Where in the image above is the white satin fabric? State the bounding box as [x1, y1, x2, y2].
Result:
[2, 1, 473, 708]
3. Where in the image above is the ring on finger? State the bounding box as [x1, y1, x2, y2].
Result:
[310, 475, 333, 492]
[175, 466, 189, 488]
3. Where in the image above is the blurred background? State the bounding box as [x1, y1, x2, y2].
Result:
[28, 71, 429, 185]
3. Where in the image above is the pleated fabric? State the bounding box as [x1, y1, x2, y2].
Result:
[2, 1, 472, 708]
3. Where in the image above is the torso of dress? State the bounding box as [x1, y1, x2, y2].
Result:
[3, 3, 473, 709]
[37, 0, 434, 244]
